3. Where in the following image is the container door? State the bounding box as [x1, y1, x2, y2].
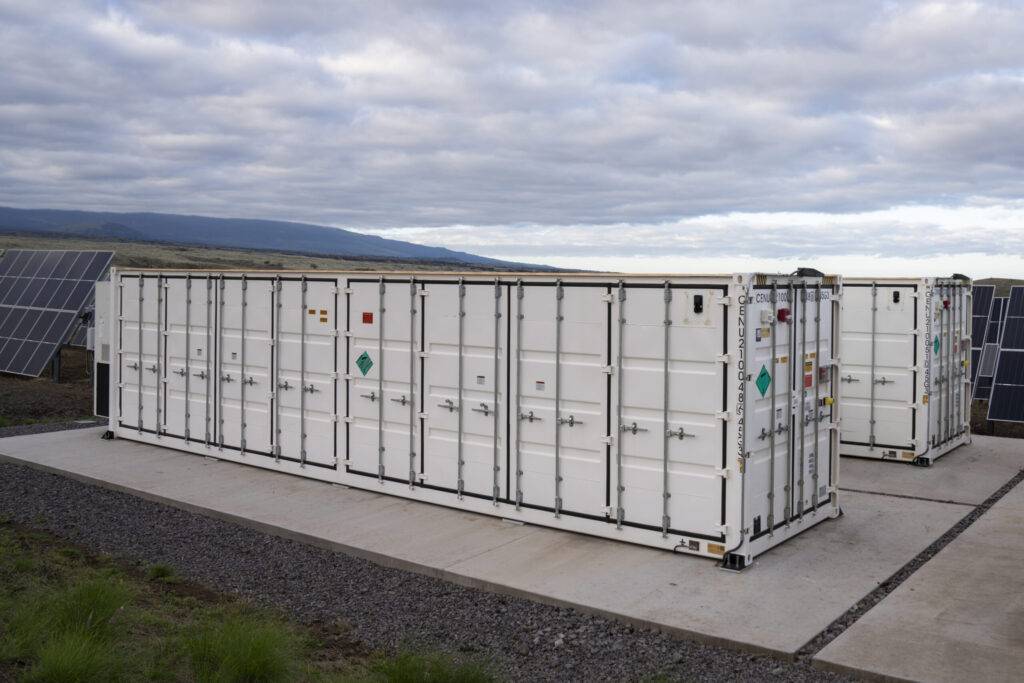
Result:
[613, 284, 725, 538]
[347, 279, 421, 481]
[746, 280, 838, 537]
[164, 276, 214, 443]
[929, 281, 968, 447]
[117, 275, 161, 433]
[842, 284, 917, 450]
[422, 281, 506, 498]
[511, 282, 608, 515]
[216, 277, 274, 456]
[273, 278, 338, 468]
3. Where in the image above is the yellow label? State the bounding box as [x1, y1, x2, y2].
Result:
[319, 317, 328, 322]
[320, 309, 327, 315]
[780, 356, 788, 363]
[308, 308, 315, 315]
[707, 543, 725, 556]
[902, 451, 915, 459]
[804, 362, 813, 372]
[762, 327, 771, 338]
[809, 352, 816, 359]
[923, 395, 929, 404]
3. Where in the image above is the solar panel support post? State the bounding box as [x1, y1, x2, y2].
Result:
[50, 352, 61, 383]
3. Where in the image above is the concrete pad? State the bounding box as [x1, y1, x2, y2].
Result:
[815, 481, 1024, 682]
[841, 434, 1024, 505]
[1, 428, 970, 657]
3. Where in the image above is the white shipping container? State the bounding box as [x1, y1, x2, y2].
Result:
[839, 277, 971, 465]
[108, 269, 842, 568]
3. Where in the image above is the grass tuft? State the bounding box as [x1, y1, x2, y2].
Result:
[186, 613, 300, 683]
[366, 650, 494, 683]
[146, 563, 177, 581]
[23, 632, 123, 683]
[51, 578, 134, 640]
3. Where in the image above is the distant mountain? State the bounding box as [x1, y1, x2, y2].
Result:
[0, 207, 530, 268]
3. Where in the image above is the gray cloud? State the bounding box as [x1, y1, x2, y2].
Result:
[0, 0, 1022, 260]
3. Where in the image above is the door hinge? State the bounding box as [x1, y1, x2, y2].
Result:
[601, 365, 614, 374]
[601, 435, 615, 445]
[715, 411, 731, 421]
[715, 468, 730, 479]
[715, 353, 730, 364]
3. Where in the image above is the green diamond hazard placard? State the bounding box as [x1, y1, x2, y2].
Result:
[933, 335, 940, 354]
[356, 351, 373, 376]
[756, 365, 772, 397]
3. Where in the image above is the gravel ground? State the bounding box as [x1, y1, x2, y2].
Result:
[17, 423, 1020, 680]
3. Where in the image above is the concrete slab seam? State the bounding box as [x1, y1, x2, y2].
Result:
[838, 486, 977, 507]
[803, 468, 1024, 669]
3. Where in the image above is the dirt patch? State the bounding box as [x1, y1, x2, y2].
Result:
[0, 347, 94, 426]
[971, 399, 1024, 438]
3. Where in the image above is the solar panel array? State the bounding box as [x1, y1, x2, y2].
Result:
[970, 285, 994, 384]
[988, 286, 1024, 423]
[0, 249, 113, 376]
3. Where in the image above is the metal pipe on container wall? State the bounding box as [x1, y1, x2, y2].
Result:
[942, 283, 949, 444]
[240, 275, 247, 453]
[377, 276, 385, 480]
[156, 275, 163, 434]
[722, 278, 752, 561]
[949, 283, 956, 440]
[492, 279, 502, 503]
[869, 282, 877, 449]
[614, 282, 626, 527]
[184, 275, 192, 442]
[217, 275, 225, 448]
[457, 278, 465, 496]
[273, 276, 281, 459]
[514, 280, 524, 509]
[942, 282, 950, 444]
[798, 286, 807, 520]
[137, 276, 144, 433]
[812, 283, 821, 511]
[554, 279, 564, 516]
[785, 281, 794, 525]
[300, 276, 307, 467]
[409, 278, 417, 487]
[205, 275, 212, 446]
[661, 282, 671, 536]
[768, 282, 777, 535]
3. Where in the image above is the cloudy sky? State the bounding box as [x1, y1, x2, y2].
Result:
[2, 1, 1023, 276]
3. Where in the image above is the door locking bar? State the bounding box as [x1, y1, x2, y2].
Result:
[172, 368, 186, 377]
[841, 375, 859, 383]
[437, 398, 457, 412]
[126, 361, 139, 371]
[146, 365, 158, 373]
[221, 373, 233, 382]
[557, 414, 583, 427]
[276, 379, 291, 390]
[390, 394, 408, 405]
[303, 383, 319, 393]
[666, 426, 695, 440]
[873, 376, 895, 385]
[242, 376, 256, 386]
[620, 422, 648, 434]
[519, 410, 542, 422]
[194, 370, 208, 380]
[361, 391, 377, 401]
[471, 402, 492, 416]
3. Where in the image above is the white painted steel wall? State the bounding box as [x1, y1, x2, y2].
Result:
[839, 277, 971, 465]
[110, 270, 842, 567]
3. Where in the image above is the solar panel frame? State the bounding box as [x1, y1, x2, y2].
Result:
[0, 249, 113, 377]
[970, 285, 995, 384]
[988, 286, 1024, 423]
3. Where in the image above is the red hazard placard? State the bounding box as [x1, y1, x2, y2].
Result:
[363, 312, 373, 324]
